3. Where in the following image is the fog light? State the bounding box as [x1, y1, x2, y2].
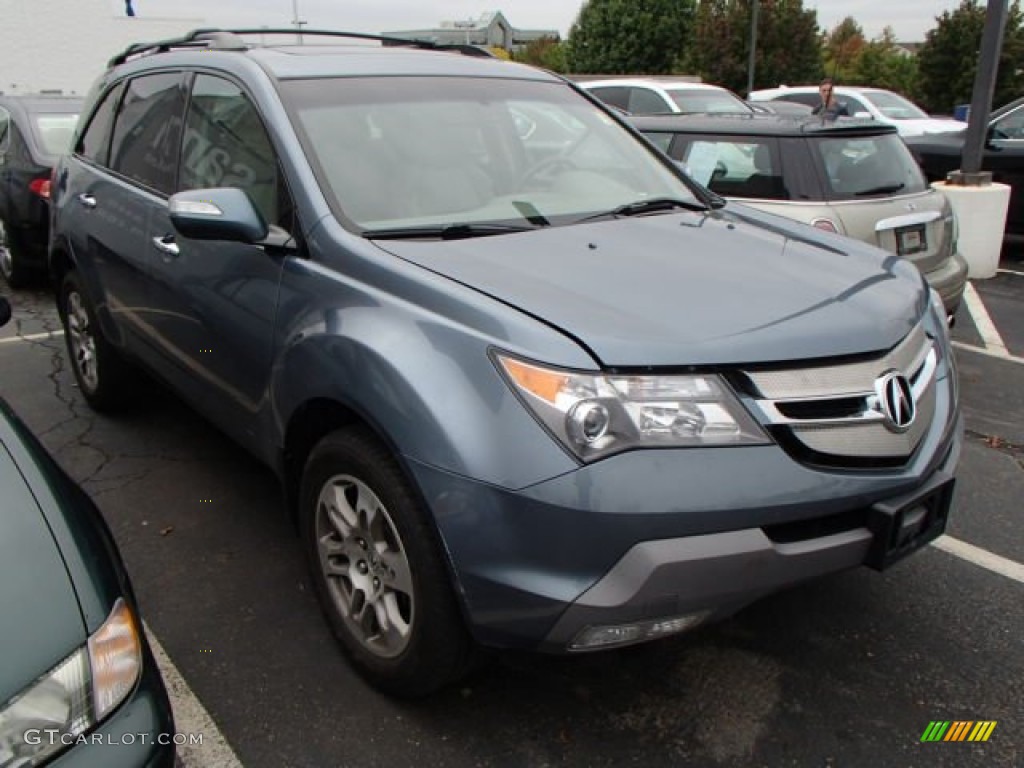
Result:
[569, 611, 708, 651]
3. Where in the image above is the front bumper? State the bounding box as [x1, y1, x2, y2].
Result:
[409, 372, 962, 653]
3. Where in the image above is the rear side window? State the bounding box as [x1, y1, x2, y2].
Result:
[78, 84, 123, 166]
[627, 88, 672, 115]
[109, 73, 188, 194]
[671, 137, 789, 200]
[180, 74, 286, 227]
[778, 93, 819, 108]
[815, 134, 927, 200]
[588, 86, 630, 112]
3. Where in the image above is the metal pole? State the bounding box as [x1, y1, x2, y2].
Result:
[746, 0, 759, 96]
[291, 0, 306, 44]
[952, 0, 1008, 183]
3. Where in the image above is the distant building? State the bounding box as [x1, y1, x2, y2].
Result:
[384, 11, 558, 52]
[0, 0, 204, 95]
[894, 42, 924, 58]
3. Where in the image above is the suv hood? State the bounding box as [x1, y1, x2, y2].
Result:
[376, 206, 924, 367]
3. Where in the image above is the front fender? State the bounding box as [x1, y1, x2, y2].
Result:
[270, 257, 585, 491]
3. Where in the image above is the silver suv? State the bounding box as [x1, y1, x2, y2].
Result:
[50, 29, 961, 696]
[633, 113, 968, 317]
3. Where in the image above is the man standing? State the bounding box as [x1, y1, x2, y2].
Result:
[812, 78, 849, 119]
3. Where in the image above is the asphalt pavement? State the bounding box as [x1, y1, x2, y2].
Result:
[0, 251, 1021, 768]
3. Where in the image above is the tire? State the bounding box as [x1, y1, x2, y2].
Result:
[58, 270, 136, 412]
[0, 220, 35, 289]
[299, 426, 474, 697]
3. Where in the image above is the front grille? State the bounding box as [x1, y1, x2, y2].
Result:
[743, 325, 937, 466]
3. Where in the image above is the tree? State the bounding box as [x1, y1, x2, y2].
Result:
[916, 0, 1024, 114]
[566, 0, 695, 74]
[822, 17, 866, 83]
[685, 0, 823, 95]
[849, 28, 918, 96]
[513, 36, 568, 73]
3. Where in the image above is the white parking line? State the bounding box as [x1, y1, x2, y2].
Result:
[962, 283, 1010, 356]
[952, 340, 1024, 366]
[145, 627, 245, 768]
[932, 535, 1024, 584]
[0, 330, 64, 345]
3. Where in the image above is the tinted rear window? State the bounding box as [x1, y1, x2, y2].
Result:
[815, 133, 927, 200]
[668, 89, 752, 115]
[33, 114, 79, 155]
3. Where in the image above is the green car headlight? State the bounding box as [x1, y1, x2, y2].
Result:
[0, 599, 141, 767]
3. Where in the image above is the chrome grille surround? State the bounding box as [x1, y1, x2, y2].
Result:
[746, 325, 937, 462]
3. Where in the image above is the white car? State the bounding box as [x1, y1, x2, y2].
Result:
[579, 78, 753, 115]
[748, 85, 964, 137]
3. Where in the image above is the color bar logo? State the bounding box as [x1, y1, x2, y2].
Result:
[921, 721, 997, 742]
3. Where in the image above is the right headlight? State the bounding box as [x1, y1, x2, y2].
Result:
[0, 599, 141, 767]
[496, 353, 770, 462]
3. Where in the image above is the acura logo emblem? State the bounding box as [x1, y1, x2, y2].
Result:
[875, 371, 916, 432]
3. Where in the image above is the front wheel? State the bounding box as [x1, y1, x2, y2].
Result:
[299, 427, 474, 697]
[58, 270, 136, 412]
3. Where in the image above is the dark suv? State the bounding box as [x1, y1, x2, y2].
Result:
[51, 30, 961, 696]
[0, 93, 82, 287]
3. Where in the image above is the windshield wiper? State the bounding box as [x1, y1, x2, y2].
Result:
[363, 222, 539, 240]
[855, 182, 906, 196]
[576, 196, 709, 224]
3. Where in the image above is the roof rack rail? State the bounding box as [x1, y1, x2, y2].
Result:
[107, 27, 495, 68]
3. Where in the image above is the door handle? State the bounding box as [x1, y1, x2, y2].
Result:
[151, 235, 180, 257]
[77, 194, 97, 209]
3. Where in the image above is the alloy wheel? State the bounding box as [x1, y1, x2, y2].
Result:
[66, 290, 99, 392]
[315, 474, 414, 659]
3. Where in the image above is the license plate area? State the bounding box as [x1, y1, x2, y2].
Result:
[896, 223, 927, 256]
[866, 475, 954, 570]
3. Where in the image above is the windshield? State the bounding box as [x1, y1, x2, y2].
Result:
[667, 89, 753, 115]
[32, 113, 79, 155]
[815, 133, 927, 200]
[282, 77, 700, 231]
[861, 91, 928, 121]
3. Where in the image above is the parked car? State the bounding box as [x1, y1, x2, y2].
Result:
[904, 96, 1024, 241]
[749, 86, 964, 137]
[581, 78, 754, 115]
[632, 113, 968, 316]
[51, 29, 960, 697]
[0, 295, 175, 766]
[0, 94, 82, 287]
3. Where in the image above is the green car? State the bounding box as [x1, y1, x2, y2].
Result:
[0, 296, 174, 767]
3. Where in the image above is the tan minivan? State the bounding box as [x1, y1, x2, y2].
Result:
[632, 113, 968, 317]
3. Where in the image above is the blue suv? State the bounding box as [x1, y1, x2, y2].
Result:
[50, 30, 961, 696]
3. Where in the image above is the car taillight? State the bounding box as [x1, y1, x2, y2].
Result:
[29, 177, 52, 200]
[810, 218, 840, 233]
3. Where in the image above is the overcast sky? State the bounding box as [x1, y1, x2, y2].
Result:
[110, 1, 963, 43]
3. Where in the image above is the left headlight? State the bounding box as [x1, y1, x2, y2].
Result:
[0, 599, 142, 767]
[496, 353, 770, 462]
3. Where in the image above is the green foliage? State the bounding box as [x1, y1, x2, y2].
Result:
[512, 36, 568, 73]
[822, 17, 866, 82]
[917, 0, 1024, 114]
[566, 0, 696, 74]
[848, 28, 919, 96]
[685, 0, 823, 95]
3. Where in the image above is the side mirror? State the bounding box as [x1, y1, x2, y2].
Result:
[168, 188, 268, 244]
[0, 296, 11, 328]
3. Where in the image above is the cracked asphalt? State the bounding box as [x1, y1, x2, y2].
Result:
[0, 251, 1021, 768]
